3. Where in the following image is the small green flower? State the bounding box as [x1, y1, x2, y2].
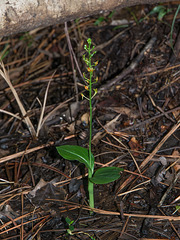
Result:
[87, 38, 92, 45]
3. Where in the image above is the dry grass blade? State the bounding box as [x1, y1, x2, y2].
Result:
[0, 109, 22, 121]
[36, 81, 50, 137]
[36, 71, 55, 137]
[0, 62, 36, 138]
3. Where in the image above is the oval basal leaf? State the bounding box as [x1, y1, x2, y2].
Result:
[56, 145, 94, 171]
[89, 167, 123, 184]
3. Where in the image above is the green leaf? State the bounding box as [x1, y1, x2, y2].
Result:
[69, 225, 74, 231]
[108, 10, 115, 19]
[56, 145, 94, 171]
[149, 5, 166, 15]
[90, 167, 123, 184]
[176, 205, 180, 211]
[158, 9, 167, 21]
[94, 16, 105, 26]
[65, 217, 72, 225]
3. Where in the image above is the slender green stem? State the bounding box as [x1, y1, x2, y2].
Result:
[88, 168, 94, 211]
[88, 72, 94, 211]
[83, 39, 96, 213]
[88, 46, 94, 211]
[89, 68, 93, 172]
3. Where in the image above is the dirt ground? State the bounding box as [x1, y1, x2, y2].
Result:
[0, 2, 180, 240]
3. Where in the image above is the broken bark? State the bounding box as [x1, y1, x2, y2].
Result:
[0, 0, 175, 37]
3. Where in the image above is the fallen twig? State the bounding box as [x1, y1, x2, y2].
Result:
[0, 141, 54, 164]
[50, 199, 180, 221]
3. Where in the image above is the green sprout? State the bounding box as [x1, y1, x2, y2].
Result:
[65, 217, 95, 239]
[139, 5, 172, 23]
[56, 38, 123, 213]
[0, 44, 10, 61]
[148, 5, 171, 21]
[65, 217, 74, 236]
[94, 11, 115, 26]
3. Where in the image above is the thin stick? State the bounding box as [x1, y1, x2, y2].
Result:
[52, 199, 180, 221]
[120, 216, 130, 238]
[21, 193, 24, 240]
[17, 141, 31, 181]
[0, 141, 54, 164]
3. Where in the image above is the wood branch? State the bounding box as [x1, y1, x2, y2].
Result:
[0, 0, 174, 37]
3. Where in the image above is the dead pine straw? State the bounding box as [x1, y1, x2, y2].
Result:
[0, 62, 36, 138]
[0, 4, 180, 239]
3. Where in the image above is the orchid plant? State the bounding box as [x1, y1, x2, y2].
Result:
[56, 38, 123, 212]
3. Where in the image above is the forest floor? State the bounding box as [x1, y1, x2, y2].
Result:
[0, 2, 180, 240]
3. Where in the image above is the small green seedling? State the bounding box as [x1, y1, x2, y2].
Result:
[94, 11, 115, 26]
[139, 5, 172, 23]
[148, 5, 171, 21]
[0, 44, 9, 61]
[65, 217, 74, 236]
[56, 38, 123, 213]
[65, 217, 95, 239]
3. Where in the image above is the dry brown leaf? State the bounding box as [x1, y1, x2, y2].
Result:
[128, 137, 142, 156]
[111, 107, 139, 118]
[81, 112, 89, 126]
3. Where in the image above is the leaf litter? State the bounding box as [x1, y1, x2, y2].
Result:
[0, 3, 180, 239]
